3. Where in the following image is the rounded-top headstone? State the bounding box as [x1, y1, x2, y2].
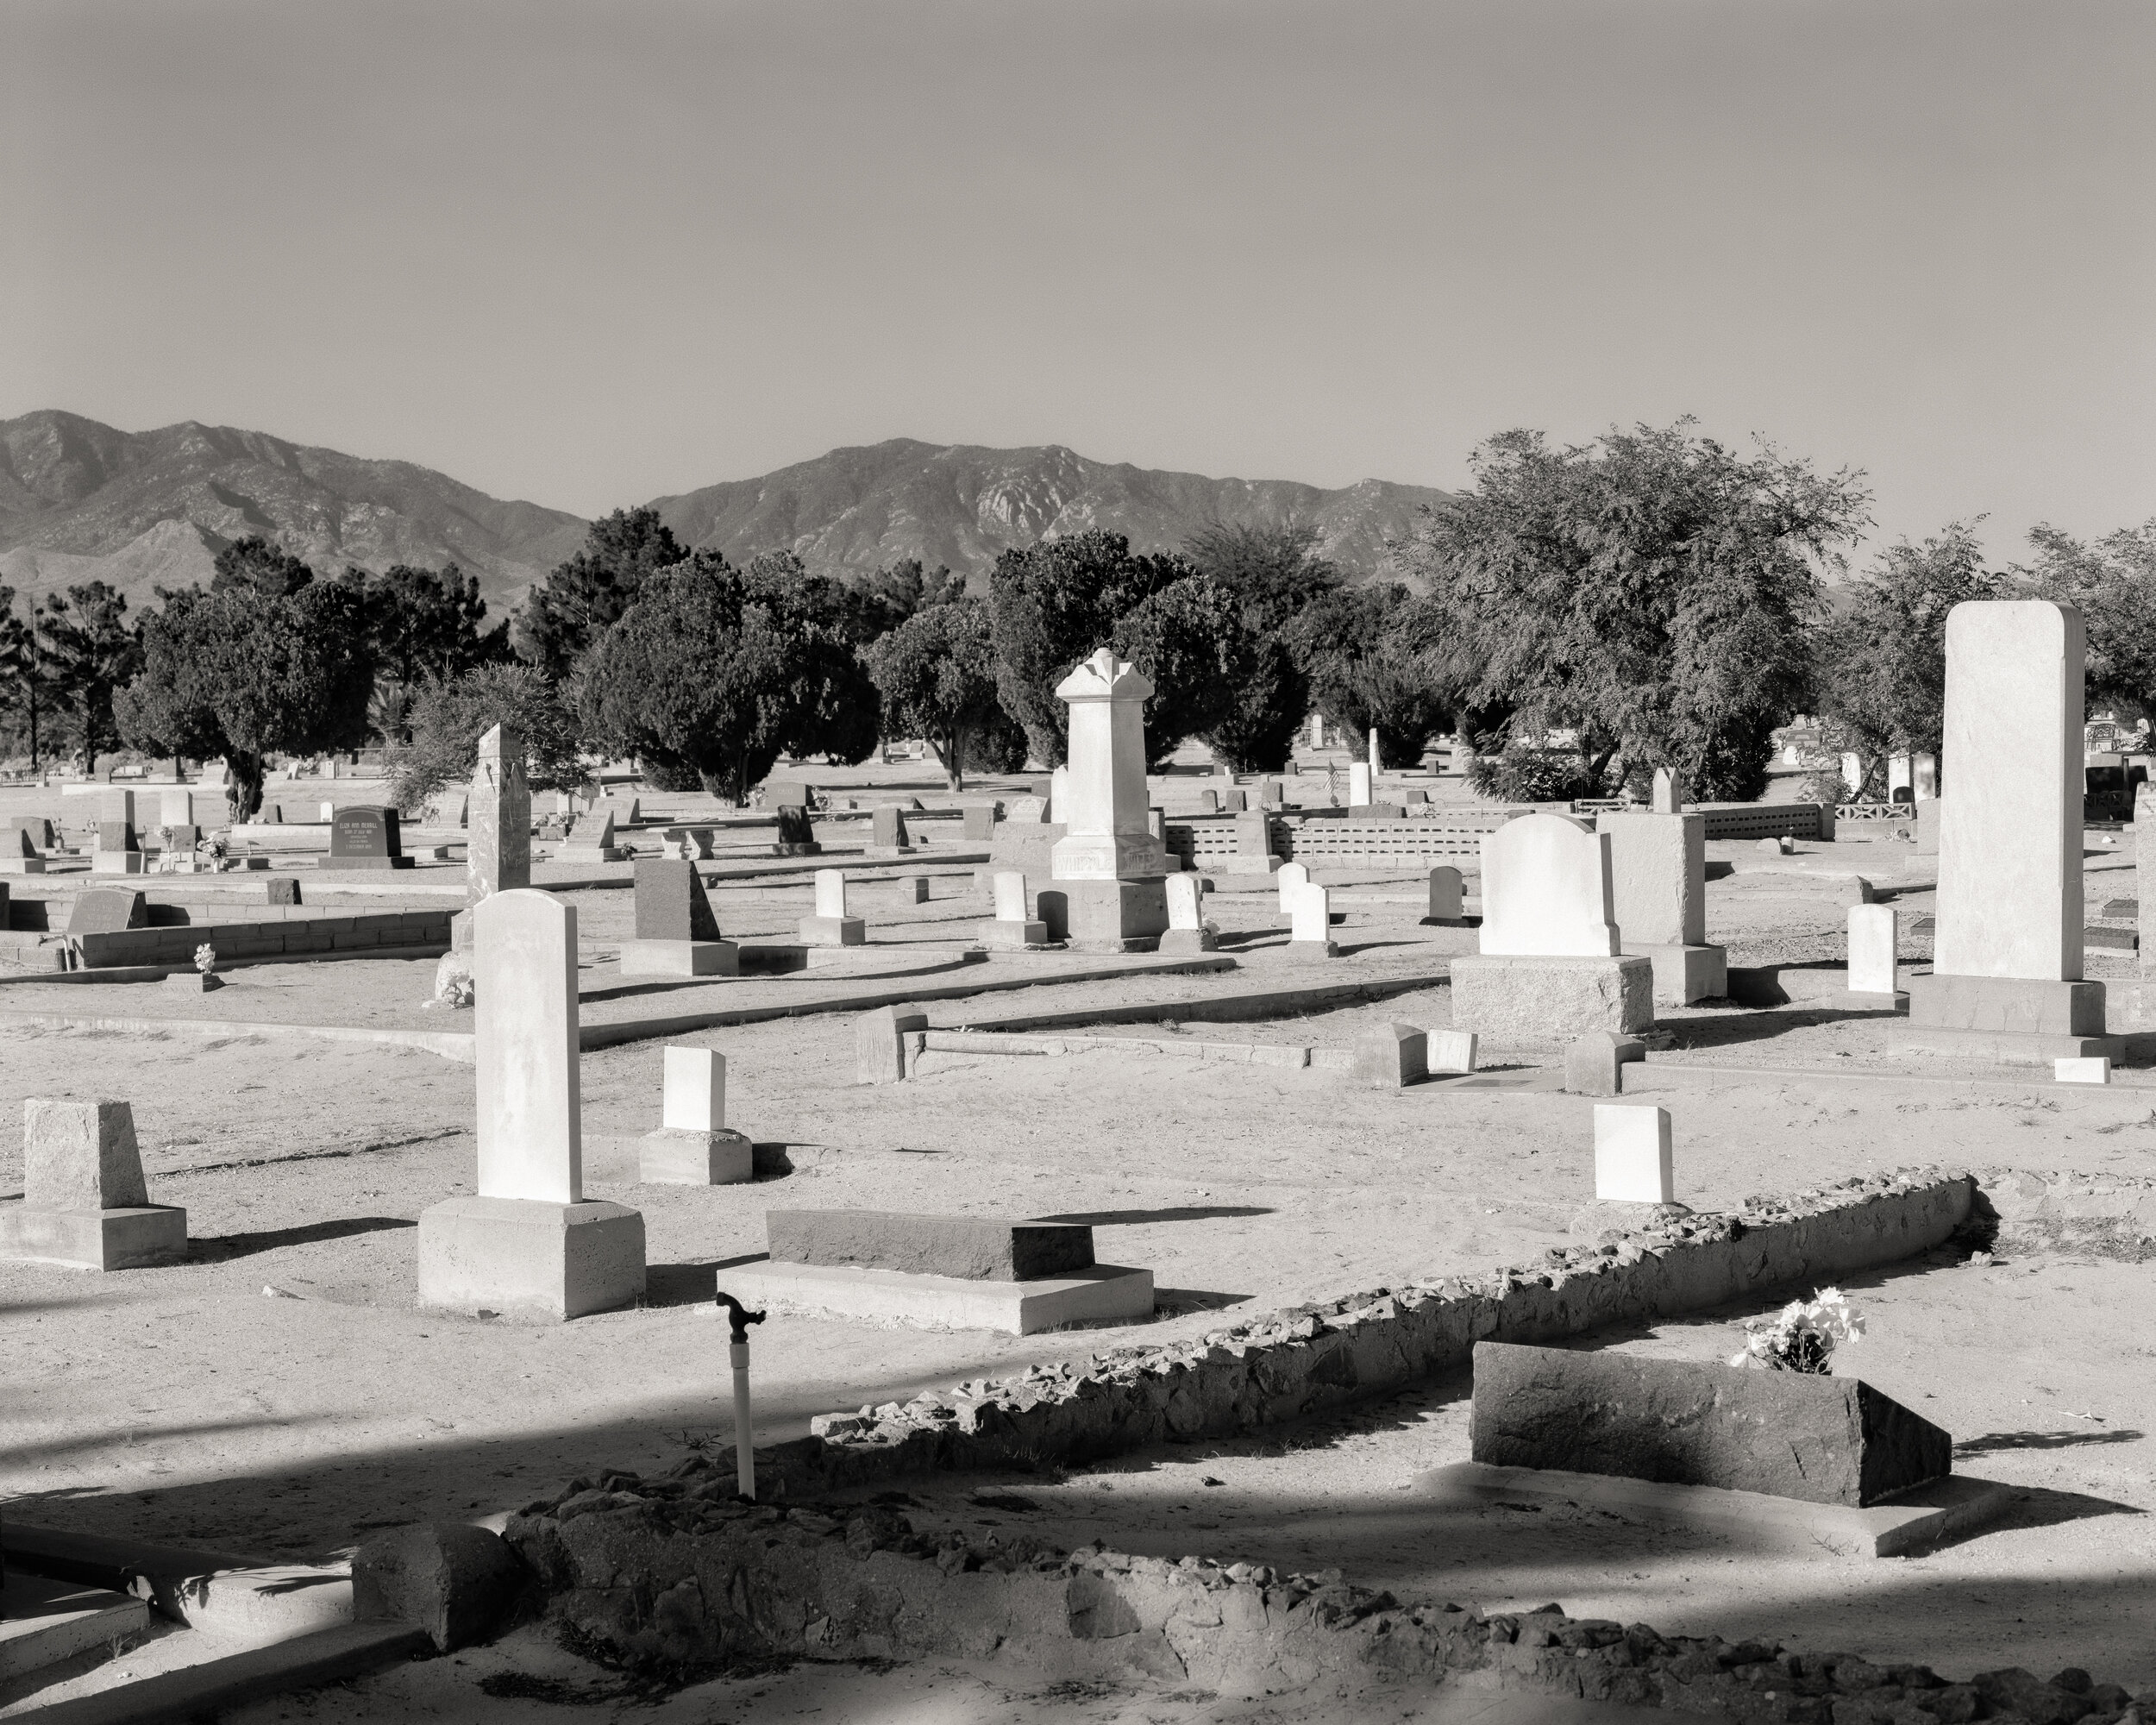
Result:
[1477, 812, 1619, 957]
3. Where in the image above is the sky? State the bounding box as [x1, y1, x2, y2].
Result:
[5, 0, 2152, 565]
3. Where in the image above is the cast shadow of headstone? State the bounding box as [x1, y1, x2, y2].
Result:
[1031, 1206, 1274, 1225]
[185, 1217, 417, 1264]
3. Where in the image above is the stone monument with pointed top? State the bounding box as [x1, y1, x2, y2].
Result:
[1048, 649, 1169, 950]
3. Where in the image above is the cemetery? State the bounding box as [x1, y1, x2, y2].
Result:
[0, 607, 2151, 1725]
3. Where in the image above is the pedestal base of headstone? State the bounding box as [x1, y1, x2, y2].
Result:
[797, 914, 866, 946]
[1158, 926, 1218, 954]
[555, 845, 624, 866]
[618, 938, 740, 977]
[0, 1202, 188, 1270]
[1221, 854, 1282, 875]
[1449, 953, 1654, 1036]
[637, 1127, 753, 1186]
[867, 845, 915, 858]
[417, 1195, 645, 1322]
[720, 1258, 1153, 1336]
[91, 853, 145, 875]
[976, 919, 1048, 949]
[313, 855, 416, 870]
[1287, 936, 1338, 959]
[1044, 877, 1168, 951]
[1898, 973, 2117, 1063]
[1625, 941, 1727, 1006]
[0, 857, 47, 875]
[772, 842, 822, 858]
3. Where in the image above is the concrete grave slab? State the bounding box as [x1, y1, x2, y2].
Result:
[1593, 1102, 1673, 1201]
[66, 888, 148, 933]
[1450, 952, 1653, 1036]
[720, 1258, 1154, 1336]
[765, 1208, 1096, 1280]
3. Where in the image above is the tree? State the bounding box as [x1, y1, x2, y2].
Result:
[385, 662, 586, 814]
[1105, 576, 1254, 769]
[580, 551, 879, 801]
[2015, 520, 2156, 723]
[1403, 422, 1868, 800]
[847, 557, 964, 643]
[517, 507, 684, 678]
[0, 589, 56, 770]
[39, 582, 141, 775]
[212, 536, 316, 598]
[340, 561, 502, 688]
[1812, 522, 2004, 799]
[1283, 584, 1461, 767]
[116, 581, 374, 819]
[864, 598, 1018, 791]
[1183, 518, 1342, 630]
[986, 531, 1192, 767]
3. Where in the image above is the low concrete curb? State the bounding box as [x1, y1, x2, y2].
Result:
[944, 969, 1452, 1032]
[23, 1622, 430, 1724]
[764, 1168, 1971, 1491]
[0, 1009, 479, 1060]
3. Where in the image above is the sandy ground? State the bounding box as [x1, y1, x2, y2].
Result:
[3, 773, 2153, 1714]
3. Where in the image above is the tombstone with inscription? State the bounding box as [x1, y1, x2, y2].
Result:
[621, 858, 738, 977]
[799, 868, 866, 946]
[417, 890, 646, 1320]
[322, 806, 414, 871]
[1425, 865, 1467, 925]
[978, 869, 1048, 949]
[1449, 812, 1652, 1034]
[1599, 775, 1725, 1005]
[68, 888, 147, 933]
[3, 819, 49, 875]
[160, 788, 196, 828]
[962, 806, 997, 843]
[1159, 872, 1216, 953]
[0, 1099, 187, 1270]
[91, 820, 144, 875]
[1288, 881, 1337, 957]
[1048, 649, 1169, 950]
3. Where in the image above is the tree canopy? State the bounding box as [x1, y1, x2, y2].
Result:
[385, 662, 586, 813]
[39, 581, 141, 776]
[864, 596, 1022, 790]
[517, 507, 685, 679]
[1403, 422, 1868, 800]
[2016, 519, 2156, 724]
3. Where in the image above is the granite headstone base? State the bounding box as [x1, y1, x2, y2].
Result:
[417, 1195, 646, 1323]
[1898, 973, 2118, 1063]
[1041, 877, 1169, 952]
[617, 938, 739, 977]
[798, 914, 865, 947]
[1449, 953, 1653, 1036]
[637, 1126, 753, 1186]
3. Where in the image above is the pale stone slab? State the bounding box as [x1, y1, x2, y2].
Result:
[0, 1204, 187, 1270]
[1347, 762, 1373, 806]
[1451, 954, 1654, 1037]
[1478, 813, 1620, 957]
[1429, 1029, 1479, 1074]
[24, 1099, 147, 1209]
[993, 869, 1029, 921]
[1050, 650, 1166, 883]
[1276, 860, 1310, 913]
[1594, 1103, 1673, 1202]
[1289, 881, 1333, 947]
[617, 938, 738, 977]
[720, 1258, 1154, 1336]
[1601, 810, 1705, 946]
[474, 889, 581, 1204]
[814, 869, 849, 918]
[1165, 873, 1205, 931]
[1848, 904, 1899, 995]
[1426, 866, 1464, 923]
[2054, 1056, 2112, 1085]
[417, 1195, 644, 1320]
[1934, 599, 2083, 982]
[663, 1045, 724, 1132]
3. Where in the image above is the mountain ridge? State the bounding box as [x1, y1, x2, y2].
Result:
[0, 411, 1448, 616]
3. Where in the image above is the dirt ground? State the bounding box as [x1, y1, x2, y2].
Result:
[3, 768, 2153, 1716]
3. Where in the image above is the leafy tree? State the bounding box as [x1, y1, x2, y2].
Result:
[385, 662, 586, 814]
[39, 581, 141, 776]
[1811, 523, 2002, 800]
[1403, 422, 1867, 800]
[580, 551, 879, 801]
[2015, 520, 2156, 724]
[115, 580, 373, 819]
[517, 507, 684, 678]
[339, 562, 503, 688]
[864, 597, 1020, 790]
[0, 589, 56, 771]
[847, 557, 964, 643]
[1283, 585, 1460, 768]
[212, 536, 316, 598]
[1183, 518, 1342, 630]
[986, 531, 1192, 767]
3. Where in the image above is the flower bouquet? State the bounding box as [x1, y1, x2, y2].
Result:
[1728, 1288, 1863, 1374]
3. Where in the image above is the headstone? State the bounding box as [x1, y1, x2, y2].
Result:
[418, 888, 646, 1320]
[1908, 600, 2103, 1058]
[1428, 1029, 1478, 1075]
[1288, 881, 1335, 953]
[0, 1098, 187, 1270]
[1847, 905, 1899, 996]
[765, 1209, 1094, 1280]
[1200, 789, 1219, 812]
[1913, 798, 1941, 856]
[992, 870, 1029, 921]
[1368, 728, 1382, 774]
[103, 789, 136, 827]
[764, 779, 812, 812]
[1006, 796, 1048, 825]
[856, 1002, 929, 1083]
[1468, 1340, 1952, 1507]
[1426, 866, 1464, 924]
[67, 888, 147, 934]
[981, 869, 1048, 947]
[1048, 649, 1169, 948]
[1254, 779, 1282, 808]
[329, 805, 412, 870]
[638, 1044, 752, 1185]
[899, 873, 931, 904]
[816, 869, 849, 918]
[1564, 1031, 1645, 1096]
[269, 877, 303, 906]
[801, 868, 866, 946]
[320, 801, 336, 822]
[97, 820, 137, 853]
[1593, 1103, 1673, 1202]
[1348, 762, 1374, 806]
[1164, 873, 1204, 930]
[16, 816, 52, 850]
[467, 724, 530, 917]
[663, 1044, 725, 1130]
[962, 806, 996, 842]
[160, 788, 196, 827]
[1355, 1023, 1427, 1088]
[772, 806, 820, 856]
[1651, 768, 1683, 815]
[1219, 788, 1248, 813]
[2055, 1056, 2111, 1085]
[1477, 813, 1619, 957]
[1276, 859, 1310, 913]
[1048, 764, 1071, 824]
[166, 824, 201, 851]
[872, 806, 911, 850]
[634, 858, 722, 942]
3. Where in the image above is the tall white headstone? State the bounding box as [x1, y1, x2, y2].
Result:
[1277, 859, 1310, 913]
[815, 869, 849, 918]
[1048, 649, 1169, 948]
[1368, 729, 1382, 775]
[1477, 814, 1620, 957]
[475, 889, 583, 1204]
[1347, 762, 1373, 806]
[662, 1045, 726, 1133]
[1847, 904, 1899, 996]
[1165, 872, 1205, 931]
[1594, 1104, 1674, 1203]
[993, 869, 1029, 921]
[1289, 881, 1332, 945]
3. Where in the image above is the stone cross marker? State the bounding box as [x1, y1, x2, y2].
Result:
[814, 869, 849, 918]
[1934, 599, 2082, 982]
[468, 723, 531, 908]
[474, 889, 583, 1205]
[1477, 813, 1620, 957]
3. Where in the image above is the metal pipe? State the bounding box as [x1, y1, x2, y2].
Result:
[712, 1291, 766, 1500]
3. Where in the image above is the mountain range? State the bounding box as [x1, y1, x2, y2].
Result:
[0, 410, 1448, 618]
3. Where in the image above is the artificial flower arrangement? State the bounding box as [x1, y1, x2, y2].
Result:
[1728, 1288, 1864, 1374]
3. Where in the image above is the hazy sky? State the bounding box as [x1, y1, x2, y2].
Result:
[6, 0, 2151, 563]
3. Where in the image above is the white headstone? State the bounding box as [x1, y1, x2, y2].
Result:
[160, 788, 195, 828]
[992, 869, 1029, 921]
[1846, 904, 1899, 995]
[1048, 764, 1070, 824]
[1428, 1029, 1478, 1075]
[1347, 762, 1373, 806]
[1651, 768, 1683, 815]
[814, 869, 849, 918]
[474, 889, 582, 1205]
[318, 801, 335, 822]
[1934, 599, 2083, 982]
[1601, 809, 1705, 947]
[1289, 881, 1331, 944]
[1477, 813, 1620, 957]
[1277, 860, 1310, 913]
[1165, 873, 1205, 931]
[661, 1045, 725, 1132]
[1593, 1103, 1673, 1203]
[1050, 649, 1164, 881]
[1368, 728, 1382, 775]
[1427, 866, 1463, 921]
[2054, 1056, 2111, 1085]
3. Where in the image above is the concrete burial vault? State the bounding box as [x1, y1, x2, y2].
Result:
[721, 1208, 1154, 1335]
